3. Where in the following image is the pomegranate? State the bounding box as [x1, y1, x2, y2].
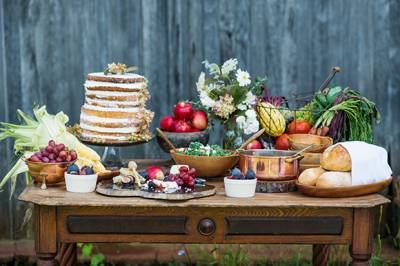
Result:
[191, 110, 208, 130]
[173, 120, 192, 133]
[245, 140, 263, 150]
[173, 102, 193, 120]
[160, 115, 175, 131]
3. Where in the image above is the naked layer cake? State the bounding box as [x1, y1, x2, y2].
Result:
[79, 66, 154, 143]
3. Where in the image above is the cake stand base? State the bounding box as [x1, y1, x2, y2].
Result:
[102, 146, 123, 169]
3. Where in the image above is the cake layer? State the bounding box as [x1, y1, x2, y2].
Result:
[85, 80, 147, 92]
[87, 72, 146, 83]
[81, 129, 133, 141]
[86, 98, 144, 108]
[80, 123, 141, 134]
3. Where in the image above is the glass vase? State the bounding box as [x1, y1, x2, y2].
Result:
[222, 119, 244, 150]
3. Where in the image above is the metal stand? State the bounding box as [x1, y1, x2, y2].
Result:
[102, 146, 123, 169]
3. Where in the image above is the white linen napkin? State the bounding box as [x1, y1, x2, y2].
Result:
[335, 141, 392, 185]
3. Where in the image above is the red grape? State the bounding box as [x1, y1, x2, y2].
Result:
[59, 150, 67, 159]
[56, 144, 65, 151]
[66, 155, 72, 162]
[70, 150, 77, 160]
[48, 154, 55, 160]
[42, 157, 49, 163]
[29, 156, 40, 162]
[45, 146, 54, 153]
[56, 157, 63, 162]
[50, 159, 56, 163]
[48, 140, 56, 147]
[42, 150, 49, 157]
[188, 168, 196, 176]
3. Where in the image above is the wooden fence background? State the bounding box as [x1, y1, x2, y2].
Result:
[0, 0, 399, 242]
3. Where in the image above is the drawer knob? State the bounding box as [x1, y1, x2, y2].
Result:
[198, 218, 215, 236]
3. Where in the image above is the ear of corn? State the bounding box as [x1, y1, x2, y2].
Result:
[256, 102, 286, 137]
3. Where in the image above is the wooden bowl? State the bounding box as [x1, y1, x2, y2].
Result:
[296, 177, 392, 198]
[289, 134, 333, 153]
[156, 129, 209, 153]
[25, 159, 76, 184]
[170, 149, 239, 178]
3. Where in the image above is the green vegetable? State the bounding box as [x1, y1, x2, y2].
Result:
[313, 88, 380, 143]
[295, 102, 315, 124]
[0, 106, 97, 192]
[180, 142, 231, 156]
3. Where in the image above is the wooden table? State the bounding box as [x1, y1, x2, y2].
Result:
[19, 180, 389, 266]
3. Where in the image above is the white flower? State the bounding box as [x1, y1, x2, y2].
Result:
[244, 91, 256, 105]
[196, 72, 205, 92]
[244, 120, 259, 135]
[199, 90, 215, 108]
[236, 116, 246, 129]
[245, 109, 257, 119]
[221, 58, 238, 75]
[237, 103, 247, 111]
[236, 69, 251, 87]
[203, 60, 220, 76]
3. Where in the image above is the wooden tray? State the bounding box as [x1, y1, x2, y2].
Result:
[96, 180, 216, 201]
[296, 177, 392, 198]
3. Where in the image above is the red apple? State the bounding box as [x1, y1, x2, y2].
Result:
[174, 102, 193, 120]
[173, 120, 192, 133]
[275, 134, 290, 150]
[245, 140, 263, 150]
[191, 110, 208, 130]
[146, 166, 164, 180]
[160, 115, 175, 131]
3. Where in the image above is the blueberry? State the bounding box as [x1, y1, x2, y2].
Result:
[139, 171, 149, 179]
[245, 169, 256, 179]
[67, 164, 80, 175]
[231, 167, 242, 179]
[148, 181, 156, 192]
[81, 166, 95, 175]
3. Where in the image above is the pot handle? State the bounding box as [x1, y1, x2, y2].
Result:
[285, 154, 304, 163]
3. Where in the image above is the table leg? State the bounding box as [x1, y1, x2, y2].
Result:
[34, 205, 58, 266]
[313, 244, 330, 266]
[351, 208, 375, 266]
[58, 243, 78, 266]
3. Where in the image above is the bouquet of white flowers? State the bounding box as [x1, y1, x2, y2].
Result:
[195, 58, 265, 148]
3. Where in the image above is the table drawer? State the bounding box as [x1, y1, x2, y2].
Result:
[57, 206, 353, 244]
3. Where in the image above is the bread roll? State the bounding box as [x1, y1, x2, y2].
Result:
[298, 167, 326, 186]
[321, 144, 352, 171]
[316, 171, 352, 188]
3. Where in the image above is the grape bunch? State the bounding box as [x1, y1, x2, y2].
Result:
[28, 140, 77, 163]
[167, 166, 196, 189]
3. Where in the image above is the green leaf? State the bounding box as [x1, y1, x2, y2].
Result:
[90, 253, 105, 266]
[81, 243, 93, 257]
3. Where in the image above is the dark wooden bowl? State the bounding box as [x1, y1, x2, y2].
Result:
[156, 129, 210, 153]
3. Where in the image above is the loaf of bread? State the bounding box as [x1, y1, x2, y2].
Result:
[298, 167, 326, 186]
[316, 171, 352, 188]
[321, 144, 352, 171]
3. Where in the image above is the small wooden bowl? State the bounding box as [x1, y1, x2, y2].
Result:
[296, 177, 392, 198]
[170, 149, 239, 178]
[289, 134, 333, 153]
[156, 129, 210, 153]
[25, 159, 76, 184]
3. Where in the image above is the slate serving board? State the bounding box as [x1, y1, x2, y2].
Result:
[96, 180, 216, 201]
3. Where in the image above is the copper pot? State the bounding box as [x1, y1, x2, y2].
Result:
[239, 150, 303, 181]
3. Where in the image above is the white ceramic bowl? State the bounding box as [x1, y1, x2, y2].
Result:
[65, 173, 98, 193]
[224, 177, 257, 198]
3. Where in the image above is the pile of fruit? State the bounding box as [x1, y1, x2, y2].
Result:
[160, 101, 208, 132]
[28, 140, 77, 163]
[226, 167, 256, 180]
[66, 164, 95, 175]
